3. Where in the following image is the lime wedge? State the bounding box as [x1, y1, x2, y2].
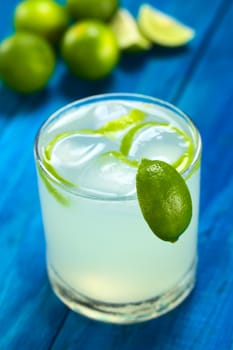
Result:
[136, 159, 192, 242]
[138, 4, 195, 47]
[110, 8, 151, 51]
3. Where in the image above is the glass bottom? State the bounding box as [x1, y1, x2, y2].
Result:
[47, 259, 197, 324]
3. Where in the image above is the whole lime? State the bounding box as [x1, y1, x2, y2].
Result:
[14, 0, 70, 43]
[136, 159, 192, 242]
[67, 0, 119, 21]
[61, 21, 119, 80]
[0, 32, 56, 93]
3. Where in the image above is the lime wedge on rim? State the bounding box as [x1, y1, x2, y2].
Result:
[136, 159, 192, 242]
[138, 4, 195, 47]
[110, 8, 151, 51]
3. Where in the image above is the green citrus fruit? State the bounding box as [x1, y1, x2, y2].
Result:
[110, 8, 151, 51]
[0, 32, 55, 93]
[67, 0, 119, 21]
[61, 20, 119, 80]
[138, 4, 195, 47]
[136, 159, 192, 242]
[14, 0, 69, 43]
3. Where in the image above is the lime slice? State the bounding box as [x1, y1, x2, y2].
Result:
[110, 8, 151, 51]
[138, 4, 195, 47]
[136, 159, 192, 242]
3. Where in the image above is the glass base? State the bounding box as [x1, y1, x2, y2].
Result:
[47, 259, 197, 324]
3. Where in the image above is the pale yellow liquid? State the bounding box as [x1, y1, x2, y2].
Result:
[37, 100, 200, 304]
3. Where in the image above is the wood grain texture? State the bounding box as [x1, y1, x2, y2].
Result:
[1, 0, 233, 349]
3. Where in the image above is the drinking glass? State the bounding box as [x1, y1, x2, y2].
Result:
[34, 94, 201, 323]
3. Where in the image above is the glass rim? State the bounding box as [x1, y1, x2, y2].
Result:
[34, 93, 202, 201]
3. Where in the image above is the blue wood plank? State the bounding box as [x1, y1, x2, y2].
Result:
[50, 1, 233, 350]
[177, 1, 233, 212]
[1, 0, 233, 349]
[0, 0, 225, 282]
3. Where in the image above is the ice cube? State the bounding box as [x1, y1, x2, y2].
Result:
[47, 104, 97, 134]
[78, 152, 137, 197]
[128, 125, 187, 164]
[51, 133, 118, 185]
[93, 101, 132, 129]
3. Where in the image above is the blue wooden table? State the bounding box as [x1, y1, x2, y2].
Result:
[1, 0, 233, 349]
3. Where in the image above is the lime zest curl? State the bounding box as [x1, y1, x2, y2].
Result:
[120, 121, 194, 174]
[41, 108, 146, 205]
[101, 151, 139, 168]
[37, 165, 70, 206]
[41, 107, 197, 206]
[120, 121, 166, 156]
[43, 158, 75, 187]
[95, 108, 147, 134]
[171, 126, 195, 174]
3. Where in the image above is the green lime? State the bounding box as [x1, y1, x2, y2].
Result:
[136, 159, 192, 242]
[67, 0, 119, 21]
[61, 20, 119, 80]
[14, 0, 69, 44]
[0, 32, 55, 93]
[110, 8, 151, 51]
[138, 4, 195, 47]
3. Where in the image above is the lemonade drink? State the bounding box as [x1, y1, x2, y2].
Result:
[34, 94, 201, 323]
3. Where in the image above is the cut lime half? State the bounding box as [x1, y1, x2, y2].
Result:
[138, 4, 195, 47]
[110, 8, 151, 51]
